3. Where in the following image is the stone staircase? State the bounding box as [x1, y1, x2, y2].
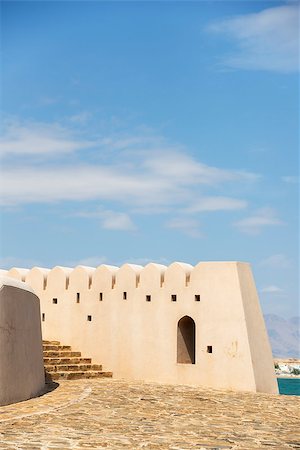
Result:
[43, 340, 112, 381]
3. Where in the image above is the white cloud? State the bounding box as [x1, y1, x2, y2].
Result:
[71, 255, 170, 267]
[39, 96, 60, 106]
[259, 254, 292, 269]
[282, 175, 298, 184]
[118, 256, 170, 266]
[0, 119, 257, 208]
[166, 218, 202, 238]
[208, 4, 299, 73]
[100, 210, 135, 231]
[0, 117, 262, 238]
[261, 285, 284, 294]
[75, 209, 135, 231]
[69, 111, 91, 125]
[0, 119, 95, 156]
[70, 256, 108, 267]
[185, 196, 247, 213]
[234, 207, 284, 235]
[142, 151, 258, 185]
[0, 165, 181, 206]
[0, 256, 42, 269]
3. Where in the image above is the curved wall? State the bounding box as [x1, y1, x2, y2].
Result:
[0, 277, 45, 406]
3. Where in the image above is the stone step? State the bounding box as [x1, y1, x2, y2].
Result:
[43, 350, 82, 358]
[44, 364, 103, 372]
[46, 371, 113, 380]
[43, 339, 112, 381]
[43, 344, 72, 351]
[44, 357, 92, 365]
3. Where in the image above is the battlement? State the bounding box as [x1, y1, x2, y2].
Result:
[5, 260, 241, 293]
[2, 261, 278, 394]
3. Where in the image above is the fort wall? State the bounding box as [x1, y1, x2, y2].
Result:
[4, 261, 278, 393]
[0, 277, 45, 406]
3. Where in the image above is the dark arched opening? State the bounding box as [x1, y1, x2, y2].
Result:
[177, 316, 195, 364]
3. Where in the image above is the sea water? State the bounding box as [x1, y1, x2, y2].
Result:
[277, 378, 300, 396]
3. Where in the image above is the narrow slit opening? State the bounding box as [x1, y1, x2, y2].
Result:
[136, 275, 140, 288]
[160, 276, 164, 288]
[185, 274, 190, 287]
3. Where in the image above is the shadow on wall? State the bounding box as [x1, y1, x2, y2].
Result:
[177, 316, 196, 364]
[38, 379, 59, 397]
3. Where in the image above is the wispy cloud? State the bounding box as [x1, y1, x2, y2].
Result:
[100, 211, 135, 231]
[234, 207, 284, 235]
[261, 285, 284, 294]
[184, 196, 247, 213]
[0, 256, 42, 269]
[142, 151, 258, 185]
[166, 218, 202, 238]
[0, 118, 257, 210]
[39, 96, 60, 106]
[69, 255, 108, 267]
[282, 175, 298, 184]
[207, 4, 299, 73]
[69, 111, 92, 125]
[75, 209, 136, 231]
[259, 254, 292, 269]
[118, 256, 170, 266]
[0, 118, 95, 156]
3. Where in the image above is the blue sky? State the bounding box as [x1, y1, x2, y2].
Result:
[1, 1, 299, 318]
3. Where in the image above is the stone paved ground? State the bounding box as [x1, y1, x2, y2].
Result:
[0, 379, 299, 450]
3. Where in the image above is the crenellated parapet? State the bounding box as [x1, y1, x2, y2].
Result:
[4, 262, 200, 293]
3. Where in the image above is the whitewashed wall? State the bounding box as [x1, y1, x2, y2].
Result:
[4, 261, 278, 393]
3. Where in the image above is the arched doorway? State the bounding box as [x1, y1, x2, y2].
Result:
[177, 316, 195, 364]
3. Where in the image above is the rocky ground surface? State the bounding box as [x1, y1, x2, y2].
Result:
[0, 379, 299, 450]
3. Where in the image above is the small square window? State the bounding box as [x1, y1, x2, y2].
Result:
[42, 313, 45, 321]
[207, 346, 212, 354]
[52, 298, 58, 304]
[123, 292, 127, 300]
[195, 295, 201, 302]
[146, 295, 151, 302]
[87, 315, 92, 321]
[99, 292, 103, 301]
[171, 294, 177, 302]
[76, 293, 80, 303]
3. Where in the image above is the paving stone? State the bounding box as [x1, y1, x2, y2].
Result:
[0, 379, 299, 449]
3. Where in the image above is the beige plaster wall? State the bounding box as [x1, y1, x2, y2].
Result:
[0, 277, 45, 406]
[4, 262, 278, 394]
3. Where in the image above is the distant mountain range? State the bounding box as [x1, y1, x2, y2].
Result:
[264, 314, 300, 358]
